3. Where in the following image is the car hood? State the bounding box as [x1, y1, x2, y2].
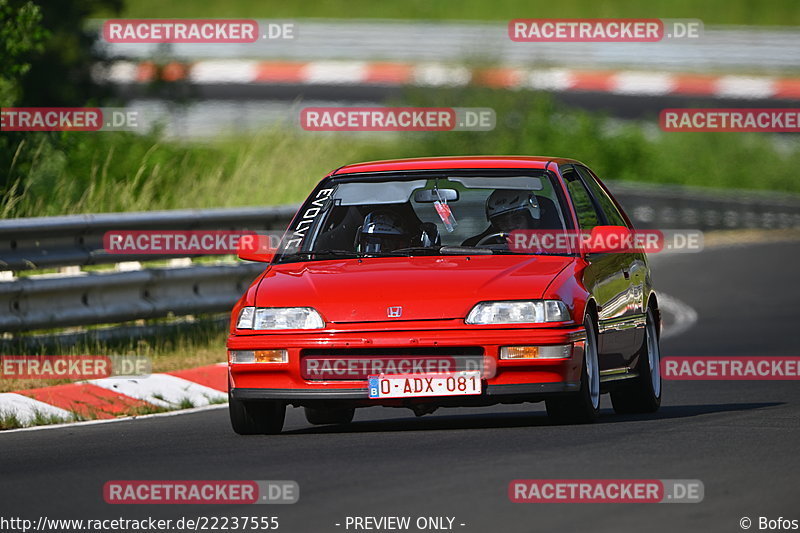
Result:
[254, 255, 574, 323]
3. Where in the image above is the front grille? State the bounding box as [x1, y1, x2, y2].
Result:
[303, 347, 483, 357]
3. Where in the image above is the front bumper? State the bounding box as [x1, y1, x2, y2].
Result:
[231, 382, 580, 407]
[228, 324, 586, 405]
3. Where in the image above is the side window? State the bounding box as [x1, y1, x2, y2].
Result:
[576, 166, 628, 227]
[562, 166, 601, 230]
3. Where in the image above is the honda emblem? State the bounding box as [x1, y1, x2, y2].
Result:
[387, 306, 402, 318]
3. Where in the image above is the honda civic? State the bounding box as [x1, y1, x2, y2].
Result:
[227, 156, 662, 434]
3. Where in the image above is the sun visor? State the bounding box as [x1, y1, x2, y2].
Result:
[449, 176, 543, 190]
[333, 180, 428, 205]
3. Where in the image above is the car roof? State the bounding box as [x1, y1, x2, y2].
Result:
[330, 156, 583, 177]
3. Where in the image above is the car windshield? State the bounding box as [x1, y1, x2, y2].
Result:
[274, 171, 573, 263]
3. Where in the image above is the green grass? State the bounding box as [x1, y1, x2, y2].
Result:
[0, 408, 75, 430]
[1, 128, 370, 217]
[0, 318, 228, 393]
[30, 409, 71, 426]
[396, 87, 800, 192]
[207, 395, 228, 405]
[94, 0, 800, 27]
[129, 403, 171, 416]
[0, 411, 23, 430]
[3, 88, 797, 220]
[177, 397, 196, 409]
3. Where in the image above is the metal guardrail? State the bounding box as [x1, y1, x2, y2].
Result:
[0, 205, 297, 271]
[0, 205, 297, 333]
[1, 183, 799, 333]
[611, 182, 800, 230]
[0, 263, 264, 332]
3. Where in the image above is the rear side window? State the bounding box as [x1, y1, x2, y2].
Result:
[562, 166, 601, 230]
[576, 166, 628, 227]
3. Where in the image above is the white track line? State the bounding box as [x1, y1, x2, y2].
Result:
[659, 293, 699, 339]
[0, 403, 227, 435]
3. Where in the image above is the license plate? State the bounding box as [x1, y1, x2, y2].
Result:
[367, 371, 482, 399]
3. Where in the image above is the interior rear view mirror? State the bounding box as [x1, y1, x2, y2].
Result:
[413, 189, 459, 203]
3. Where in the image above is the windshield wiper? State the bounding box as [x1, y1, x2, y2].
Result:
[283, 246, 516, 260]
[391, 246, 497, 256]
[391, 245, 496, 256]
[284, 249, 413, 259]
[440, 246, 494, 255]
[391, 246, 442, 255]
[283, 249, 360, 258]
[485, 249, 576, 256]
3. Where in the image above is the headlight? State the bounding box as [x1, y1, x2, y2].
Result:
[236, 306, 256, 329]
[465, 300, 569, 324]
[236, 306, 325, 330]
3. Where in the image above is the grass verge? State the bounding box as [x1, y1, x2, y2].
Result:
[0, 408, 81, 430]
[0, 318, 227, 393]
[3, 89, 798, 219]
[94, 0, 800, 27]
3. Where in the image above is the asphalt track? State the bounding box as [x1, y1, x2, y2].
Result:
[1, 241, 798, 533]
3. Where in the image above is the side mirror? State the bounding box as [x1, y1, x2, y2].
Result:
[586, 225, 633, 254]
[237, 234, 275, 263]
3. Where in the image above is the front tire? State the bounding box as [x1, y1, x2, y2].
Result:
[546, 315, 601, 424]
[229, 394, 286, 435]
[610, 308, 662, 414]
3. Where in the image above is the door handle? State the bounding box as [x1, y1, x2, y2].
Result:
[623, 270, 630, 280]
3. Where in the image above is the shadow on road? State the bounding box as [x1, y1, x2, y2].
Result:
[609, 402, 784, 423]
[281, 402, 782, 435]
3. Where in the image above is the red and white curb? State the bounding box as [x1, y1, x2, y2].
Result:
[99, 59, 800, 100]
[0, 363, 227, 428]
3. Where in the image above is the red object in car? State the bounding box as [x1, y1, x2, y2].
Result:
[227, 156, 662, 434]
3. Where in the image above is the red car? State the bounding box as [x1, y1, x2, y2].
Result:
[228, 156, 662, 434]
